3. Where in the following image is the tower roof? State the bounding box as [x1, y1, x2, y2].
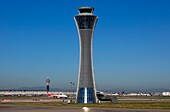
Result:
[78, 7, 94, 13]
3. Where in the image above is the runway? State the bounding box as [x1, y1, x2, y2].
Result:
[0, 105, 170, 112]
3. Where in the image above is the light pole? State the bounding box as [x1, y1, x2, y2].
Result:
[70, 82, 75, 103]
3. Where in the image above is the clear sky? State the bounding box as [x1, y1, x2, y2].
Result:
[0, 0, 170, 92]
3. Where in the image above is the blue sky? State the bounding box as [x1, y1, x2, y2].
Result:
[0, 0, 170, 92]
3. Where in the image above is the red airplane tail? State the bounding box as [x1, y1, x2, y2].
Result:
[47, 92, 51, 97]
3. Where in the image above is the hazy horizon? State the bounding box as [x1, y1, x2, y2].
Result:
[0, 0, 170, 91]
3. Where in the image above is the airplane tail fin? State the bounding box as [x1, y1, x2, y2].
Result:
[47, 92, 51, 97]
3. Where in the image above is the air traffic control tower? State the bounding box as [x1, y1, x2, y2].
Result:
[74, 7, 98, 103]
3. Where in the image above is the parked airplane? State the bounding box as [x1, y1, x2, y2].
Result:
[45, 78, 67, 99]
[47, 92, 67, 99]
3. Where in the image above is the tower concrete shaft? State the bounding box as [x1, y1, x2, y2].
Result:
[74, 7, 98, 103]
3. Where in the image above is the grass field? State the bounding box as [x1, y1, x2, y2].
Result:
[1, 102, 170, 110]
[117, 96, 170, 99]
[1, 96, 170, 110]
[0, 96, 54, 100]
